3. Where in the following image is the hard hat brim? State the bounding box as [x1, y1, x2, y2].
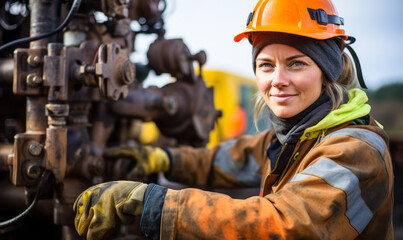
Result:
[234, 28, 348, 42]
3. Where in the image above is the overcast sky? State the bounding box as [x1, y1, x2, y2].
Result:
[155, 0, 403, 90]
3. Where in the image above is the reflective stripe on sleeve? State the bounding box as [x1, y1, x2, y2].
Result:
[321, 128, 386, 158]
[291, 157, 373, 233]
[213, 139, 261, 187]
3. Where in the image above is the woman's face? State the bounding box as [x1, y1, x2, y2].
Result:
[255, 44, 324, 118]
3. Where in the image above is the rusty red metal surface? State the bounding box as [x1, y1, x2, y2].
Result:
[0, 0, 218, 239]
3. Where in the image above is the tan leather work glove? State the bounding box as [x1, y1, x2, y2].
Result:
[103, 145, 170, 180]
[73, 181, 147, 240]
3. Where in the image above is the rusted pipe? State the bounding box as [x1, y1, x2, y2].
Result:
[0, 59, 14, 87]
[26, 97, 47, 132]
[109, 87, 177, 121]
[29, 0, 59, 49]
[0, 144, 13, 171]
[26, 0, 60, 131]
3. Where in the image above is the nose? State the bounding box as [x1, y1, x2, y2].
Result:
[271, 67, 289, 88]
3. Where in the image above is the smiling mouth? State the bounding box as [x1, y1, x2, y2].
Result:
[270, 94, 297, 102]
[271, 93, 296, 97]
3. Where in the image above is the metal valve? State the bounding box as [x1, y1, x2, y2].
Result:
[95, 43, 136, 100]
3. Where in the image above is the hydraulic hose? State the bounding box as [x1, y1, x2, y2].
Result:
[0, 170, 50, 228]
[346, 36, 367, 89]
[0, 0, 82, 53]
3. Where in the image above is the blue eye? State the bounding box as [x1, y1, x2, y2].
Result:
[290, 61, 306, 67]
[258, 62, 274, 69]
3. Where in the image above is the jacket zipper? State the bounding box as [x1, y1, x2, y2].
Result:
[277, 141, 302, 181]
[269, 142, 288, 174]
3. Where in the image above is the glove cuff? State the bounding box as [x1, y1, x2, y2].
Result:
[119, 183, 148, 222]
[140, 184, 168, 240]
[152, 147, 170, 173]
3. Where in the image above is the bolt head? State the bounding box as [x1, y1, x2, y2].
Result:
[28, 141, 43, 156]
[27, 55, 41, 67]
[26, 164, 41, 179]
[121, 60, 135, 84]
[26, 74, 42, 87]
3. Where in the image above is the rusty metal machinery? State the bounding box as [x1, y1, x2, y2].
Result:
[0, 0, 219, 239]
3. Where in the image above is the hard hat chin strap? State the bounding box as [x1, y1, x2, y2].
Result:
[346, 36, 368, 89]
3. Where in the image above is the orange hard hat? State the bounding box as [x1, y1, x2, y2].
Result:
[234, 0, 347, 42]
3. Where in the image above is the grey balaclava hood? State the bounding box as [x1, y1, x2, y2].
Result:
[251, 32, 343, 82]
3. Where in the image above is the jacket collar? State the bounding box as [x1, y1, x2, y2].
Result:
[300, 88, 371, 142]
[268, 92, 332, 145]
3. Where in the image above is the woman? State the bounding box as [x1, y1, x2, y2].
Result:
[73, 0, 394, 239]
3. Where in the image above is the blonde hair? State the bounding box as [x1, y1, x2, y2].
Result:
[253, 39, 356, 130]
